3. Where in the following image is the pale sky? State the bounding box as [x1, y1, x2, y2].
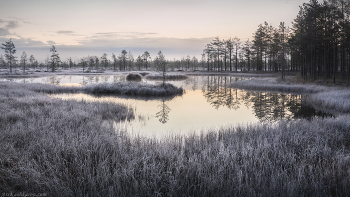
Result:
[0, 0, 311, 62]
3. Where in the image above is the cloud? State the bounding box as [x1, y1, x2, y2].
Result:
[5, 21, 19, 29]
[88, 32, 158, 39]
[9, 17, 34, 25]
[56, 30, 75, 34]
[47, 40, 56, 45]
[0, 28, 11, 36]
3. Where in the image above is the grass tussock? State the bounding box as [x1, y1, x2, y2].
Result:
[126, 73, 142, 82]
[83, 82, 184, 96]
[146, 74, 189, 81]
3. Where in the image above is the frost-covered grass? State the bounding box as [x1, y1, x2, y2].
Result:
[83, 82, 184, 96]
[126, 73, 142, 81]
[230, 78, 327, 93]
[1, 81, 350, 196]
[146, 74, 189, 81]
[230, 78, 350, 113]
[0, 80, 184, 97]
[308, 90, 350, 113]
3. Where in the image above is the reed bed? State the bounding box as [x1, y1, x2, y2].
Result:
[146, 74, 189, 81]
[1, 81, 350, 196]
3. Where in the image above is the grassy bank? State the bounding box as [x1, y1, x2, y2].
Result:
[231, 78, 350, 113]
[0, 80, 184, 97]
[230, 78, 328, 93]
[1, 81, 350, 196]
[307, 90, 350, 113]
[145, 74, 188, 81]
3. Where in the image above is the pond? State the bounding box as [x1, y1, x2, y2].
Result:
[1, 75, 333, 138]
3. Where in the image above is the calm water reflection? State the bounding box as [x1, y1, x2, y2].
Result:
[35, 75, 333, 138]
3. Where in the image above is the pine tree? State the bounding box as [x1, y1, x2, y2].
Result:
[1, 38, 16, 73]
[21, 51, 27, 73]
[155, 50, 167, 86]
[49, 45, 60, 72]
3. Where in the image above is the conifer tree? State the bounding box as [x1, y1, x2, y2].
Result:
[1, 38, 16, 73]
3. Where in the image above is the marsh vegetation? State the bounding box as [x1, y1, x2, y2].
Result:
[1, 79, 350, 196]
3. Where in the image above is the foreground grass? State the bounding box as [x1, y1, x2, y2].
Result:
[231, 78, 350, 113]
[1, 81, 350, 196]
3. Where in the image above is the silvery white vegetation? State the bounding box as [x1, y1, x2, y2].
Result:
[83, 82, 184, 96]
[308, 90, 350, 113]
[231, 78, 350, 113]
[0, 80, 184, 97]
[230, 78, 328, 93]
[145, 74, 189, 81]
[1, 81, 350, 196]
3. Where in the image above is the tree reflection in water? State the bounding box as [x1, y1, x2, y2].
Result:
[155, 99, 171, 124]
[202, 76, 333, 121]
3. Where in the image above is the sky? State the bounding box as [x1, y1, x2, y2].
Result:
[0, 0, 311, 62]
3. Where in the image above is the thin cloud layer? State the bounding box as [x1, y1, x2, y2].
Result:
[0, 28, 10, 36]
[56, 31, 75, 34]
[5, 21, 19, 29]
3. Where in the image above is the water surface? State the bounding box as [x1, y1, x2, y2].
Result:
[35, 75, 333, 138]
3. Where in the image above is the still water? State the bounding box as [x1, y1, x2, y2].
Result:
[10, 75, 328, 138]
[1, 75, 333, 138]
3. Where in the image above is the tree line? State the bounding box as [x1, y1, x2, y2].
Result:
[202, 0, 350, 83]
[1, 0, 350, 84]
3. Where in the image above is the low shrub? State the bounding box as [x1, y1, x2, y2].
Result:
[126, 73, 142, 81]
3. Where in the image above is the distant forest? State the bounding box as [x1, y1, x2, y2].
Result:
[1, 0, 350, 83]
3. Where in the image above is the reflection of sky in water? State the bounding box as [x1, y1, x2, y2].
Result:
[40, 75, 333, 138]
